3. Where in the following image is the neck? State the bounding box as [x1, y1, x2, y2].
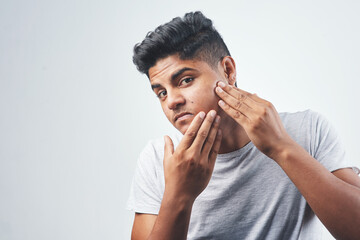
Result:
[218, 114, 250, 154]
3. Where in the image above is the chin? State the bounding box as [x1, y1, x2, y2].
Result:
[180, 128, 187, 135]
[173, 116, 194, 135]
[175, 123, 189, 135]
[175, 125, 187, 135]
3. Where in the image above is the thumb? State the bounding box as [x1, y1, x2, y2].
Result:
[163, 135, 174, 160]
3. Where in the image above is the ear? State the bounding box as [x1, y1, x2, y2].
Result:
[220, 56, 236, 86]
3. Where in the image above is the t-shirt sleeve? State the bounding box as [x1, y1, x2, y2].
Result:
[310, 110, 358, 173]
[126, 141, 163, 214]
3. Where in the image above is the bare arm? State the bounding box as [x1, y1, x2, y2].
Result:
[131, 214, 157, 240]
[276, 145, 360, 240]
[131, 110, 222, 240]
[216, 81, 360, 240]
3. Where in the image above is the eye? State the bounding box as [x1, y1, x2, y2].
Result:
[157, 90, 167, 99]
[179, 77, 194, 86]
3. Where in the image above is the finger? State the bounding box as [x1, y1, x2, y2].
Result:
[190, 110, 217, 155]
[228, 86, 264, 104]
[218, 81, 252, 100]
[226, 83, 267, 105]
[251, 92, 268, 104]
[164, 135, 174, 160]
[178, 111, 206, 150]
[201, 115, 221, 158]
[208, 129, 222, 168]
[226, 86, 272, 114]
[216, 82, 261, 110]
[218, 99, 249, 125]
[216, 86, 257, 119]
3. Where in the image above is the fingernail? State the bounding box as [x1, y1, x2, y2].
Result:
[218, 100, 225, 107]
[218, 82, 226, 88]
[210, 110, 216, 118]
[215, 115, 220, 123]
[199, 111, 205, 119]
[216, 87, 223, 93]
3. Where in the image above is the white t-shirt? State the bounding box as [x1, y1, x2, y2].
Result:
[127, 110, 357, 239]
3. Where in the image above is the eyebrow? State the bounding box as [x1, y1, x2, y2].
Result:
[151, 67, 197, 90]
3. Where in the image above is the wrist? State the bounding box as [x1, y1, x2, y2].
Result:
[151, 188, 194, 240]
[270, 138, 300, 164]
[162, 188, 196, 210]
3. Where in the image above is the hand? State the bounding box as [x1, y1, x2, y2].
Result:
[215, 82, 294, 160]
[163, 110, 222, 203]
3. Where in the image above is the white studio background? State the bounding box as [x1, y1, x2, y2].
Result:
[0, 0, 359, 239]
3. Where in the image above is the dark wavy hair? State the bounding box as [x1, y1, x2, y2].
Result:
[133, 11, 231, 77]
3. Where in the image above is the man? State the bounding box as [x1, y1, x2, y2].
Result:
[127, 11, 360, 239]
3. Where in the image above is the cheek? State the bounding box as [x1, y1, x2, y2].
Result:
[191, 87, 221, 111]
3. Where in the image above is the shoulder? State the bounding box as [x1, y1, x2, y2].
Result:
[279, 109, 322, 124]
[279, 109, 329, 133]
[279, 110, 333, 150]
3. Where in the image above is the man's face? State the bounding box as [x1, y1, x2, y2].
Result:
[148, 55, 224, 134]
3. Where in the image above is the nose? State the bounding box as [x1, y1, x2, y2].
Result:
[166, 89, 185, 110]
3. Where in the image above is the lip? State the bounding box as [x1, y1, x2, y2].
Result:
[174, 112, 193, 122]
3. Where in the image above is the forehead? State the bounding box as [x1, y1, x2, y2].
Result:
[148, 55, 212, 84]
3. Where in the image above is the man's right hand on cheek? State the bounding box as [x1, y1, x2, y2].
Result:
[163, 110, 222, 203]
